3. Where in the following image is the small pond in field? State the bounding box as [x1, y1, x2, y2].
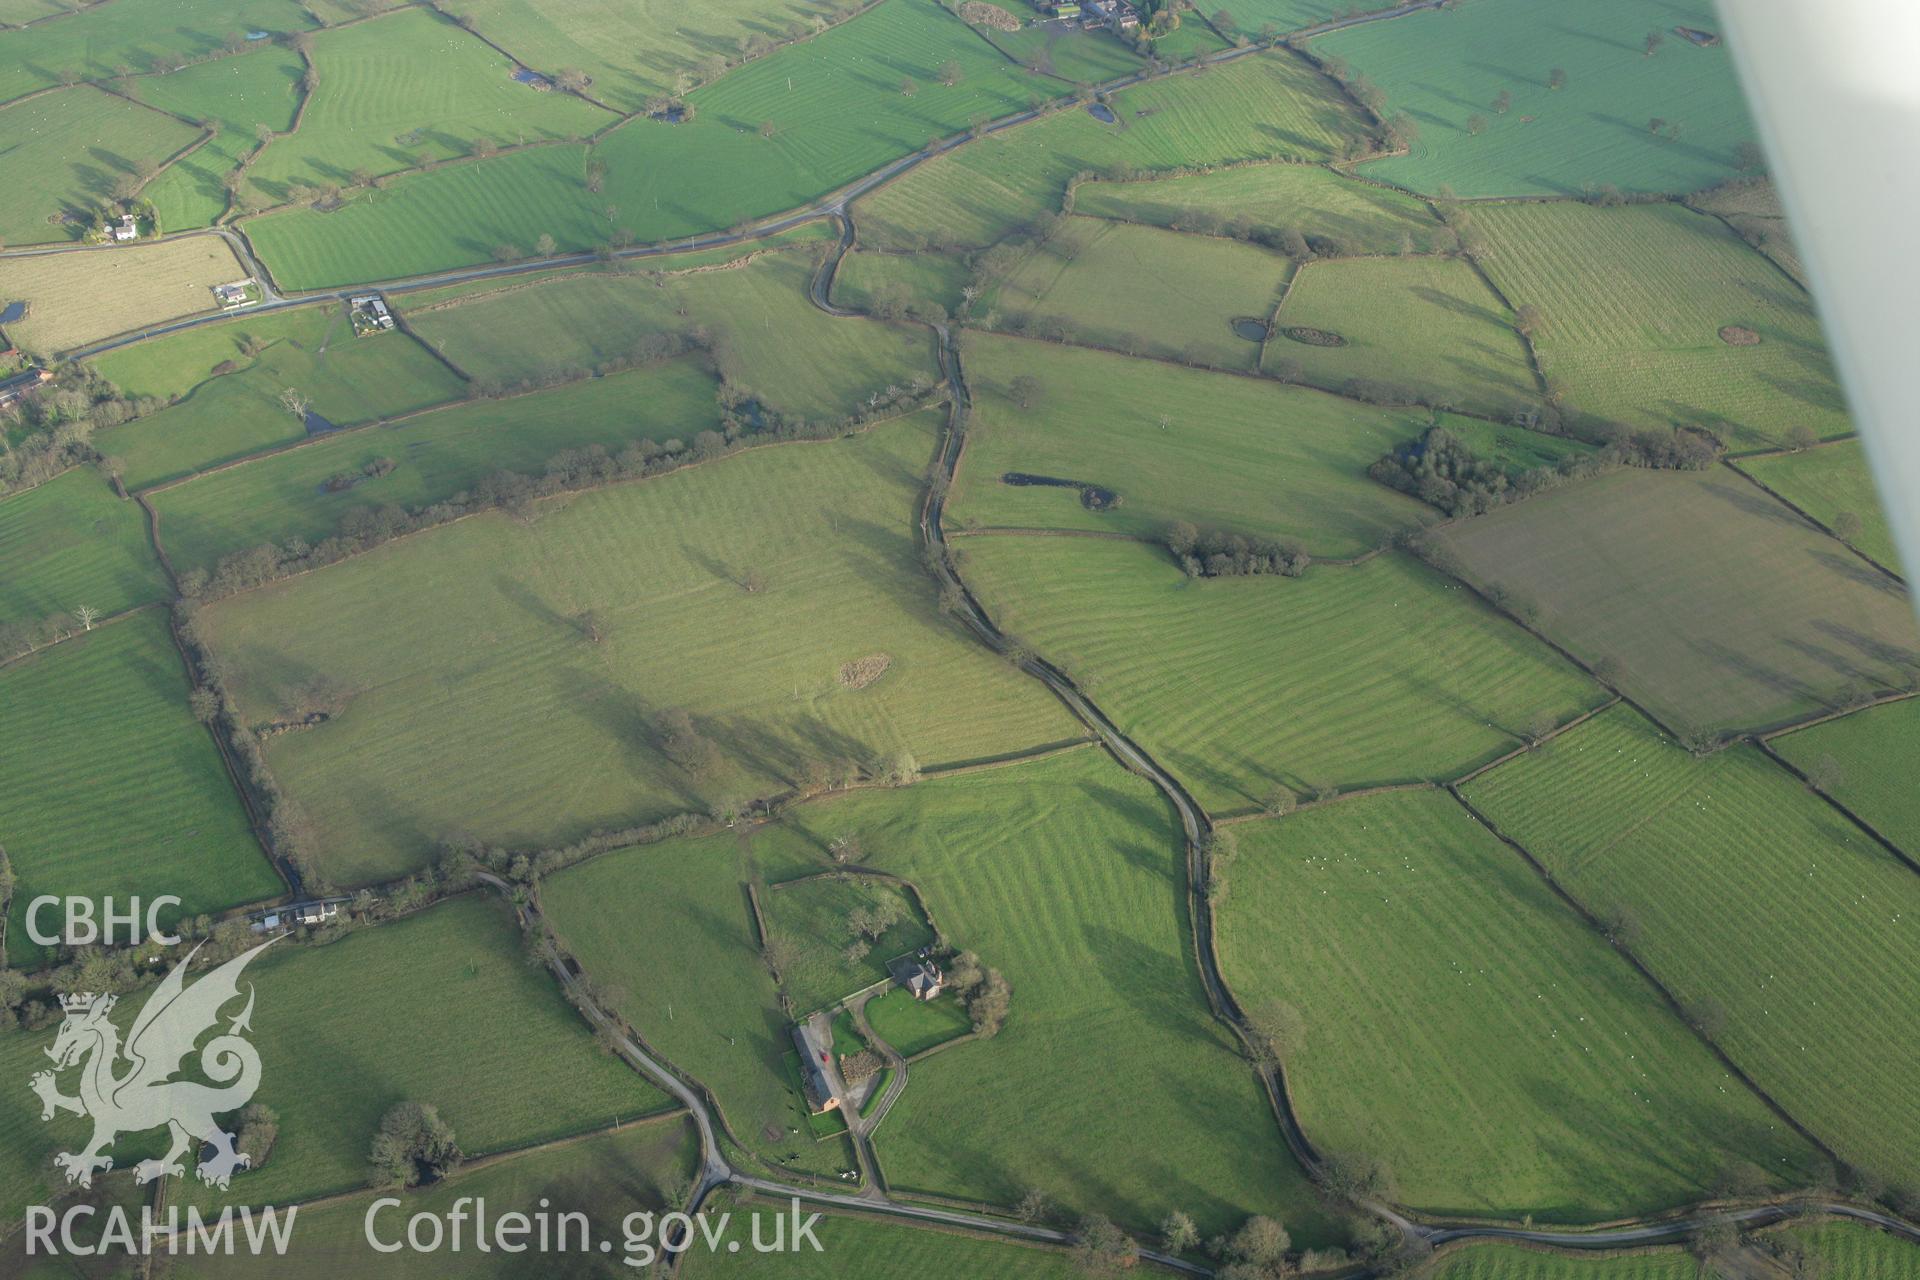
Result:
[1086, 102, 1117, 124]
[1231, 317, 1268, 342]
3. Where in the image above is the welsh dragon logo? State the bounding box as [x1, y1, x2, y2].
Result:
[30, 940, 275, 1190]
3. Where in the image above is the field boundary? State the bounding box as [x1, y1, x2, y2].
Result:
[1721, 455, 1906, 584]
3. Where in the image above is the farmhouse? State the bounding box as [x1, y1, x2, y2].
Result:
[110, 213, 138, 242]
[903, 958, 944, 1001]
[0, 366, 51, 408]
[349, 294, 397, 334]
[212, 279, 258, 309]
[791, 1023, 842, 1114]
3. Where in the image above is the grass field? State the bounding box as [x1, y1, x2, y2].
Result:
[1463, 705, 1920, 1188]
[150, 358, 719, 576]
[1773, 697, 1920, 859]
[180, 1117, 697, 1277]
[1434, 468, 1919, 735]
[244, 8, 613, 203]
[1263, 253, 1538, 418]
[1688, 177, 1807, 287]
[1438, 413, 1596, 474]
[128, 43, 305, 230]
[1216, 790, 1815, 1218]
[973, 15, 1144, 85]
[0, 467, 165, 627]
[948, 331, 1433, 552]
[245, 0, 1059, 285]
[449, 0, 836, 113]
[856, 49, 1367, 250]
[865, 983, 972, 1057]
[1470, 202, 1846, 448]
[0, 235, 243, 353]
[1429, 1244, 1703, 1280]
[680, 1209, 1084, 1279]
[1740, 439, 1904, 572]
[404, 249, 934, 419]
[1784, 1222, 1920, 1280]
[541, 832, 857, 1181]
[984, 217, 1291, 371]
[739, 748, 1340, 1240]
[0, 0, 311, 105]
[94, 305, 467, 490]
[960, 539, 1600, 813]
[831, 245, 972, 318]
[195, 411, 1073, 885]
[1074, 161, 1445, 253]
[0, 611, 278, 967]
[1314, 0, 1758, 197]
[153, 893, 669, 1210]
[0, 84, 200, 244]
[762, 873, 934, 1015]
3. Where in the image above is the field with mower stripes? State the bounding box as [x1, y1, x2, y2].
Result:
[0, 468, 165, 627]
[1464, 706, 1920, 1188]
[960, 538, 1601, 813]
[1217, 789, 1815, 1219]
[1774, 696, 1920, 860]
[196, 410, 1073, 885]
[1470, 201, 1845, 448]
[1740, 439, 1904, 572]
[0, 610, 278, 967]
[0, 85, 198, 244]
[0, 0, 309, 105]
[127, 43, 304, 230]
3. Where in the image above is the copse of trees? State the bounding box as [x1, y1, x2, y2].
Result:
[369, 1101, 461, 1188]
[0, 367, 161, 497]
[1164, 520, 1310, 579]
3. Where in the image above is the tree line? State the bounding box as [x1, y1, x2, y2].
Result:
[1164, 520, 1311, 579]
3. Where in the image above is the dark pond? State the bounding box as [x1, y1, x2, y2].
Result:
[1086, 103, 1117, 124]
[1230, 317, 1268, 342]
[303, 411, 339, 436]
[1002, 471, 1120, 510]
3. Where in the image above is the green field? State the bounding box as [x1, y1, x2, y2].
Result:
[1436, 413, 1596, 475]
[128, 43, 305, 230]
[404, 249, 934, 418]
[1470, 202, 1846, 448]
[1216, 790, 1814, 1218]
[1740, 439, 1904, 572]
[0, 611, 278, 967]
[94, 305, 467, 490]
[1264, 253, 1538, 417]
[1688, 176, 1807, 287]
[961, 539, 1600, 813]
[746, 748, 1339, 1240]
[1430, 1244, 1703, 1280]
[984, 217, 1291, 370]
[150, 358, 719, 576]
[762, 872, 934, 1015]
[1463, 705, 1920, 1187]
[1434, 468, 1920, 735]
[0, 0, 311, 105]
[865, 982, 971, 1057]
[1773, 697, 1920, 859]
[0, 84, 200, 243]
[680, 1209, 1084, 1279]
[857, 48, 1367, 250]
[1784, 1222, 1920, 1280]
[971, 16, 1144, 85]
[831, 245, 972, 319]
[948, 331, 1433, 552]
[1073, 162, 1445, 253]
[179, 1117, 697, 1277]
[1315, 0, 1758, 197]
[0, 467, 166, 627]
[449, 0, 834, 113]
[244, 0, 1061, 286]
[195, 411, 1073, 885]
[150, 893, 669, 1210]
[245, 8, 613, 204]
[542, 831, 857, 1181]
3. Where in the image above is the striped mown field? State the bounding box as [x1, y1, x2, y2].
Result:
[681, 1209, 1085, 1279]
[960, 538, 1602, 813]
[949, 331, 1434, 552]
[0, 610, 279, 967]
[129, 43, 305, 231]
[1430, 1243, 1703, 1280]
[1470, 201, 1846, 449]
[196, 411, 1075, 885]
[1773, 696, 1920, 859]
[856, 48, 1366, 250]
[1263, 252, 1539, 418]
[0, 84, 198, 244]
[1740, 438, 1904, 573]
[984, 217, 1292, 371]
[0, 467, 166, 628]
[1217, 789, 1816, 1219]
[1434, 467, 1919, 735]
[0, 0, 310, 105]
[1464, 705, 1920, 1188]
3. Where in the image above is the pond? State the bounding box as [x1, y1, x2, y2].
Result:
[303, 410, 339, 436]
[1001, 471, 1121, 510]
[1230, 317, 1268, 342]
[1085, 103, 1117, 124]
